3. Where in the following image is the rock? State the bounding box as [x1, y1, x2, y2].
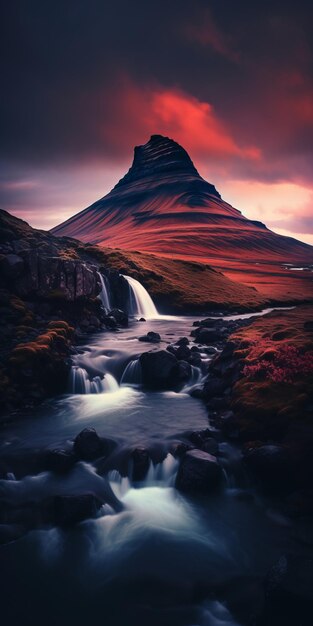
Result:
[244, 445, 294, 493]
[130, 447, 150, 481]
[189, 352, 201, 367]
[103, 315, 118, 329]
[203, 377, 228, 399]
[175, 345, 191, 360]
[0, 253, 24, 279]
[46, 449, 76, 474]
[73, 428, 103, 460]
[193, 327, 223, 344]
[138, 317, 146, 322]
[138, 331, 161, 343]
[175, 337, 189, 346]
[176, 449, 223, 493]
[139, 350, 178, 390]
[89, 315, 100, 328]
[53, 493, 102, 526]
[189, 430, 219, 455]
[264, 554, 313, 625]
[176, 360, 192, 383]
[107, 308, 128, 327]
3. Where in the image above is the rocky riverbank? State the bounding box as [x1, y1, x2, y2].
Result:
[196, 306, 313, 500]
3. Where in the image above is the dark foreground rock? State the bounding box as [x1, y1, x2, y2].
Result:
[175, 449, 224, 493]
[263, 554, 313, 625]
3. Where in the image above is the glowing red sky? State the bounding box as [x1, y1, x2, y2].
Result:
[1, 1, 313, 245]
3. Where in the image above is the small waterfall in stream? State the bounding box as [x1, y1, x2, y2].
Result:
[98, 272, 112, 312]
[120, 358, 142, 386]
[123, 274, 158, 318]
[108, 453, 179, 494]
[69, 366, 118, 394]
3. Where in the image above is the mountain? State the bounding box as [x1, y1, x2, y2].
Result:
[51, 135, 313, 300]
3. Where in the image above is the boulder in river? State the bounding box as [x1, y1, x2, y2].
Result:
[130, 447, 150, 481]
[139, 350, 180, 390]
[53, 493, 102, 526]
[73, 428, 103, 460]
[176, 449, 224, 493]
[138, 331, 161, 343]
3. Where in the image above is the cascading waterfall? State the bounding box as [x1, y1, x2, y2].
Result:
[122, 274, 158, 318]
[120, 358, 142, 386]
[108, 453, 179, 494]
[69, 366, 118, 394]
[98, 272, 112, 312]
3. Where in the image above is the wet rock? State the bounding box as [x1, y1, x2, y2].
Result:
[107, 308, 128, 327]
[175, 337, 189, 346]
[175, 344, 191, 360]
[46, 449, 76, 474]
[130, 447, 150, 481]
[73, 428, 103, 460]
[138, 331, 161, 343]
[203, 377, 228, 399]
[53, 493, 102, 526]
[264, 554, 313, 625]
[193, 327, 223, 344]
[139, 350, 177, 390]
[176, 360, 192, 383]
[103, 315, 118, 329]
[138, 317, 146, 322]
[189, 430, 219, 455]
[176, 449, 223, 493]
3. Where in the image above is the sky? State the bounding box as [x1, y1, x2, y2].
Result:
[1, 0, 313, 245]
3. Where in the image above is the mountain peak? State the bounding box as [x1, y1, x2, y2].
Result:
[114, 134, 202, 189]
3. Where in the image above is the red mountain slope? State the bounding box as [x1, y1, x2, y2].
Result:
[51, 135, 313, 300]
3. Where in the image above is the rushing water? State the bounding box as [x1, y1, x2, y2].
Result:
[98, 272, 112, 312]
[123, 274, 159, 318]
[0, 298, 296, 626]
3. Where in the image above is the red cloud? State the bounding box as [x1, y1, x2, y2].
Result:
[101, 82, 261, 164]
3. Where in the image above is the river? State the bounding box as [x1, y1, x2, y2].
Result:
[0, 282, 295, 626]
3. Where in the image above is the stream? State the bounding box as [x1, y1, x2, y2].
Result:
[0, 278, 296, 626]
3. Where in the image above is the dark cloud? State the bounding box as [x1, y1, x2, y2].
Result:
[1, 0, 313, 237]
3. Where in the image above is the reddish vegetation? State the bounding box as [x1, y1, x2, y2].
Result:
[243, 344, 313, 384]
[230, 306, 313, 425]
[52, 135, 313, 303]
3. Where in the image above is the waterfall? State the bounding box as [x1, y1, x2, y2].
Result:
[182, 365, 203, 393]
[108, 454, 178, 492]
[98, 272, 112, 312]
[122, 274, 158, 318]
[120, 359, 142, 386]
[69, 366, 119, 394]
